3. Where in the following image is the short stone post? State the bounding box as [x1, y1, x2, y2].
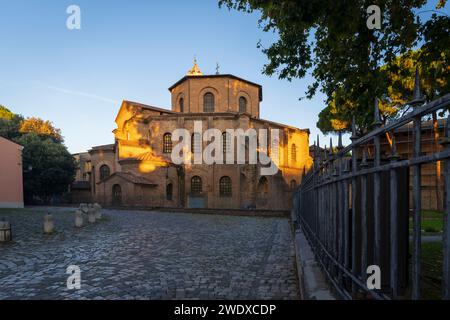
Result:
[43, 213, 54, 234]
[94, 203, 102, 220]
[75, 210, 84, 228]
[0, 219, 12, 242]
[88, 206, 96, 224]
[79, 203, 88, 214]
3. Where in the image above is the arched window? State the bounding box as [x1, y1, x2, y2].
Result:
[99, 165, 110, 181]
[239, 96, 247, 113]
[166, 183, 173, 201]
[290, 180, 297, 190]
[219, 176, 232, 197]
[191, 176, 202, 194]
[258, 177, 269, 194]
[191, 133, 202, 154]
[222, 132, 231, 159]
[163, 133, 172, 154]
[179, 98, 184, 113]
[291, 144, 297, 162]
[203, 93, 215, 112]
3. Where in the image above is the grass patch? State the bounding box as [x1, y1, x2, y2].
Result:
[409, 210, 443, 234]
[420, 241, 443, 300]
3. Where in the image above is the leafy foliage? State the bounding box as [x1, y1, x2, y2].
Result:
[219, 0, 449, 133]
[15, 133, 75, 203]
[19, 117, 64, 143]
[0, 106, 75, 203]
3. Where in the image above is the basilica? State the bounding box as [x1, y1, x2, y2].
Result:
[70, 62, 312, 210]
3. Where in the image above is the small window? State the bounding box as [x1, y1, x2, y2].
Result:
[191, 133, 202, 154]
[291, 144, 297, 162]
[222, 132, 231, 157]
[258, 177, 268, 194]
[163, 133, 172, 154]
[179, 98, 184, 113]
[239, 97, 247, 113]
[191, 176, 202, 194]
[166, 183, 173, 201]
[99, 165, 110, 181]
[203, 93, 215, 112]
[219, 176, 232, 197]
[290, 180, 297, 190]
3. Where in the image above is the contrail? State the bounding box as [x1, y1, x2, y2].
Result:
[45, 85, 119, 104]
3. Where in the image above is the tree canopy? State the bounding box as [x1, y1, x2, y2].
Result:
[19, 117, 64, 143]
[15, 133, 75, 203]
[0, 106, 75, 203]
[219, 0, 449, 133]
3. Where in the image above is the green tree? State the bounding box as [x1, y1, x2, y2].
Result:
[0, 105, 14, 120]
[219, 0, 449, 131]
[0, 106, 24, 140]
[19, 117, 64, 143]
[317, 48, 450, 133]
[15, 133, 75, 204]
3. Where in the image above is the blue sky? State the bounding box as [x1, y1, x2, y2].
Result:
[0, 0, 448, 153]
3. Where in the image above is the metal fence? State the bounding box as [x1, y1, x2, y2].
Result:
[294, 75, 450, 300]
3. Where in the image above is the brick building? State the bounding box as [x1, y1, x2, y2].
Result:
[0, 136, 24, 208]
[70, 62, 312, 210]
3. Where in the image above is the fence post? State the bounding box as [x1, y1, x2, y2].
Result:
[360, 146, 369, 282]
[351, 116, 358, 297]
[389, 133, 399, 298]
[373, 98, 382, 267]
[442, 114, 450, 299]
[411, 66, 424, 300]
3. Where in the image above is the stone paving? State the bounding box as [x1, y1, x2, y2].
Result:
[0, 207, 299, 300]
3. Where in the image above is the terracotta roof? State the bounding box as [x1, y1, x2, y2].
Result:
[123, 100, 175, 114]
[135, 151, 172, 163]
[89, 144, 115, 151]
[97, 171, 157, 186]
[168, 74, 263, 102]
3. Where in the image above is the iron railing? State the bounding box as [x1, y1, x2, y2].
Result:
[294, 74, 450, 300]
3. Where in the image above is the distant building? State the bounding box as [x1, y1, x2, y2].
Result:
[0, 136, 24, 208]
[69, 61, 313, 210]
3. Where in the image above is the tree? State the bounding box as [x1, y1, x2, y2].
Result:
[317, 48, 450, 133]
[219, 0, 449, 131]
[0, 105, 14, 120]
[0, 106, 24, 140]
[19, 117, 64, 143]
[15, 133, 75, 204]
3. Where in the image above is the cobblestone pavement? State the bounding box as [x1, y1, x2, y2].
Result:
[0, 207, 299, 300]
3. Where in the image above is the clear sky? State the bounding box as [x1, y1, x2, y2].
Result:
[0, 0, 448, 153]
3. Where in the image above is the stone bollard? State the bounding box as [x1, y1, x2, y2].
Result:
[79, 203, 88, 214]
[0, 219, 12, 242]
[88, 207, 96, 224]
[94, 203, 102, 220]
[43, 213, 54, 234]
[75, 210, 84, 228]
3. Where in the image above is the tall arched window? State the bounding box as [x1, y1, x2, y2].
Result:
[179, 98, 184, 113]
[191, 133, 202, 154]
[219, 176, 232, 197]
[291, 144, 297, 162]
[99, 165, 110, 181]
[163, 133, 172, 154]
[166, 183, 173, 201]
[222, 132, 231, 159]
[191, 176, 202, 194]
[203, 93, 215, 112]
[239, 96, 247, 113]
